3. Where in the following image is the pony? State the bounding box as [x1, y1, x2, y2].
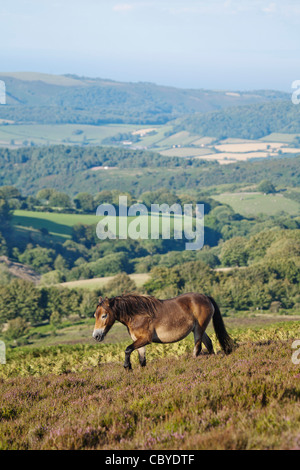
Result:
[93, 293, 234, 370]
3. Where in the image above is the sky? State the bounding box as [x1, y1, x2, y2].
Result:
[0, 0, 300, 90]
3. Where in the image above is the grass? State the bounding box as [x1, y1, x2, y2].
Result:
[12, 210, 101, 239]
[60, 273, 150, 291]
[0, 123, 142, 147]
[160, 147, 214, 158]
[260, 133, 300, 143]
[212, 192, 300, 216]
[12, 210, 195, 240]
[0, 319, 299, 449]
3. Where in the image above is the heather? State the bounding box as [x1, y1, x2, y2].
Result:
[0, 321, 299, 450]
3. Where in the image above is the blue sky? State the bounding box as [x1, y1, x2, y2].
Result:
[0, 0, 299, 90]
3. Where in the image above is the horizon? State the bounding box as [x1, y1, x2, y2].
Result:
[1, 1, 299, 92]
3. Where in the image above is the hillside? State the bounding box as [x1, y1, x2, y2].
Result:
[0, 145, 299, 196]
[0, 256, 40, 284]
[0, 72, 289, 126]
[174, 101, 300, 140]
[1, 321, 300, 449]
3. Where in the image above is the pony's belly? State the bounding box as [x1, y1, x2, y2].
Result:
[152, 324, 193, 344]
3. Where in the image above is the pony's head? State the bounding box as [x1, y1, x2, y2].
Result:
[92, 296, 115, 342]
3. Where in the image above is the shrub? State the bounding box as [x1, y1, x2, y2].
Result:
[3, 317, 29, 340]
[103, 273, 137, 298]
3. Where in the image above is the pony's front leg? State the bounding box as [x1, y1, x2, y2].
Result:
[124, 339, 149, 370]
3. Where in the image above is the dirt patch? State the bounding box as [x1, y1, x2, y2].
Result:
[0, 256, 40, 284]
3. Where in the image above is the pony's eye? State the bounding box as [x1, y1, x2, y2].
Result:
[102, 313, 108, 319]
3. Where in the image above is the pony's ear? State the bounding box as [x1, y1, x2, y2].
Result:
[103, 297, 110, 307]
[98, 296, 103, 304]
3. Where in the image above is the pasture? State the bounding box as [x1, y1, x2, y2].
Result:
[0, 319, 299, 449]
[0, 123, 141, 147]
[12, 210, 99, 240]
[2, 120, 299, 168]
[211, 192, 300, 216]
[12, 210, 194, 241]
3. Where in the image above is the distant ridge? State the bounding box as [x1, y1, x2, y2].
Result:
[0, 71, 289, 126]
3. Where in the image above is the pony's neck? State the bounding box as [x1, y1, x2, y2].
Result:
[111, 302, 126, 325]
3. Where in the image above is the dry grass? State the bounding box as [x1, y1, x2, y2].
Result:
[59, 273, 150, 291]
[214, 142, 285, 152]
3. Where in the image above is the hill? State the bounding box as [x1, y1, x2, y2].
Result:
[0, 72, 289, 126]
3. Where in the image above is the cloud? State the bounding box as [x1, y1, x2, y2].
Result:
[262, 2, 277, 14]
[113, 3, 134, 12]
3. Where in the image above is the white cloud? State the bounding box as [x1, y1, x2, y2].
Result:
[113, 3, 134, 12]
[262, 2, 277, 14]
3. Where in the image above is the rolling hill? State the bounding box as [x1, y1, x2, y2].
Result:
[0, 72, 289, 126]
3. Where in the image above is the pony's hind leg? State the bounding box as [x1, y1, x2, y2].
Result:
[138, 346, 146, 367]
[193, 324, 204, 357]
[202, 332, 215, 354]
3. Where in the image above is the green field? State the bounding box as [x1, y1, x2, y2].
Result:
[12, 210, 194, 241]
[0, 123, 141, 147]
[212, 192, 300, 216]
[260, 133, 300, 143]
[12, 210, 100, 239]
[0, 123, 210, 152]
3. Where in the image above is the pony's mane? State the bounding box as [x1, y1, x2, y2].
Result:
[109, 294, 162, 320]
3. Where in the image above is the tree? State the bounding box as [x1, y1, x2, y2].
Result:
[0, 196, 11, 236]
[49, 191, 71, 209]
[74, 192, 95, 213]
[3, 318, 29, 341]
[144, 266, 183, 298]
[36, 188, 56, 204]
[103, 273, 137, 298]
[54, 254, 69, 271]
[19, 247, 56, 273]
[220, 237, 249, 267]
[40, 270, 65, 286]
[79, 291, 99, 318]
[257, 179, 276, 194]
[0, 279, 47, 325]
[0, 186, 21, 200]
[94, 190, 114, 206]
[50, 311, 62, 328]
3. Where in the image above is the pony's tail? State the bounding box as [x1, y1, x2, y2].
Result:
[208, 296, 234, 355]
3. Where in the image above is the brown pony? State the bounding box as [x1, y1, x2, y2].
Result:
[93, 293, 234, 370]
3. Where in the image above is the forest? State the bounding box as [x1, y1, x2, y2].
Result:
[0, 145, 299, 196]
[175, 101, 300, 140]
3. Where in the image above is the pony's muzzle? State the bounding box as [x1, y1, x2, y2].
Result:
[93, 329, 105, 342]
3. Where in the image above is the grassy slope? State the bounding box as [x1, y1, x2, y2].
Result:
[60, 273, 150, 291]
[212, 192, 300, 216]
[12, 210, 193, 240]
[0, 320, 299, 450]
[12, 210, 101, 239]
